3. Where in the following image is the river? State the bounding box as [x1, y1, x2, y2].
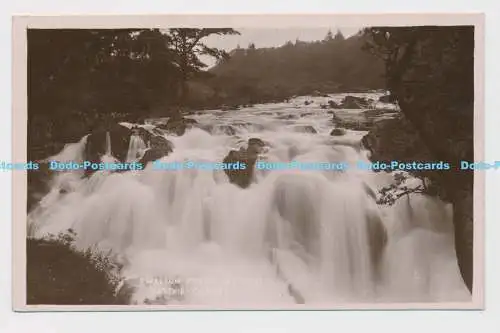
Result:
[27, 92, 470, 306]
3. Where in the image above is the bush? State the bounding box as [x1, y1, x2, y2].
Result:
[27, 230, 132, 305]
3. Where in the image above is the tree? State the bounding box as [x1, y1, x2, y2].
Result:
[363, 26, 475, 293]
[167, 28, 240, 101]
[333, 29, 345, 41]
[324, 29, 333, 42]
[27, 28, 187, 160]
[28, 29, 182, 119]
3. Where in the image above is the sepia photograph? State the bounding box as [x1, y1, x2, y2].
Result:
[12, 14, 483, 310]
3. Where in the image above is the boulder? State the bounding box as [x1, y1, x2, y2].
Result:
[328, 100, 341, 109]
[158, 116, 198, 136]
[339, 95, 370, 109]
[222, 138, 266, 188]
[223, 150, 257, 188]
[85, 123, 132, 164]
[378, 94, 395, 103]
[247, 137, 266, 154]
[139, 148, 171, 166]
[248, 137, 265, 147]
[330, 128, 347, 136]
[134, 127, 152, 146]
[149, 135, 173, 151]
[109, 123, 133, 162]
[139, 136, 174, 167]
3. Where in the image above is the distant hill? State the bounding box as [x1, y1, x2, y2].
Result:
[186, 31, 386, 108]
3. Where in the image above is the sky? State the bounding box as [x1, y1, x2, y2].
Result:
[200, 27, 362, 67]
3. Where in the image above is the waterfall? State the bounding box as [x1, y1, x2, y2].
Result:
[126, 134, 147, 163]
[28, 92, 471, 306]
[44, 135, 89, 163]
[105, 131, 112, 156]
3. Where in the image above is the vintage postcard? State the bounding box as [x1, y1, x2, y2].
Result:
[12, 14, 484, 311]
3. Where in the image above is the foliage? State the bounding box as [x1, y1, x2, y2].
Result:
[362, 26, 474, 292]
[362, 26, 474, 202]
[27, 229, 131, 304]
[28, 28, 238, 159]
[186, 31, 385, 108]
[168, 28, 240, 76]
[376, 172, 442, 205]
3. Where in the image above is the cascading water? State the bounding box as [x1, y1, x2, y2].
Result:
[28, 93, 471, 306]
[105, 131, 112, 156]
[126, 134, 147, 163]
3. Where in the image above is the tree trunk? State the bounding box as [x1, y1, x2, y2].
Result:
[451, 181, 474, 293]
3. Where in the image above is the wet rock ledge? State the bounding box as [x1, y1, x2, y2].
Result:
[223, 138, 266, 188]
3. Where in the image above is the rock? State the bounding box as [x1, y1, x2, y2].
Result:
[378, 94, 395, 103]
[138, 148, 171, 166]
[138, 136, 174, 166]
[134, 127, 152, 145]
[247, 138, 266, 154]
[248, 138, 265, 147]
[150, 127, 166, 136]
[222, 150, 257, 188]
[85, 123, 132, 164]
[362, 108, 399, 119]
[108, 123, 133, 162]
[330, 128, 346, 136]
[294, 125, 317, 134]
[304, 100, 313, 106]
[339, 95, 370, 109]
[332, 108, 398, 132]
[220, 105, 239, 111]
[216, 125, 236, 136]
[328, 100, 341, 109]
[149, 135, 173, 151]
[222, 137, 266, 188]
[340, 120, 373, 131]
[158, 117, 198, 136]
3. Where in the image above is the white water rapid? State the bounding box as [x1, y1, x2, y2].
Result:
[28, 93, 471, 306]
[126, 133, 147, 163]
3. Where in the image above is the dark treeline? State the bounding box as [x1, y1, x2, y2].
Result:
[27, 28, 239, 159]
[188, 30, 385, 108]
